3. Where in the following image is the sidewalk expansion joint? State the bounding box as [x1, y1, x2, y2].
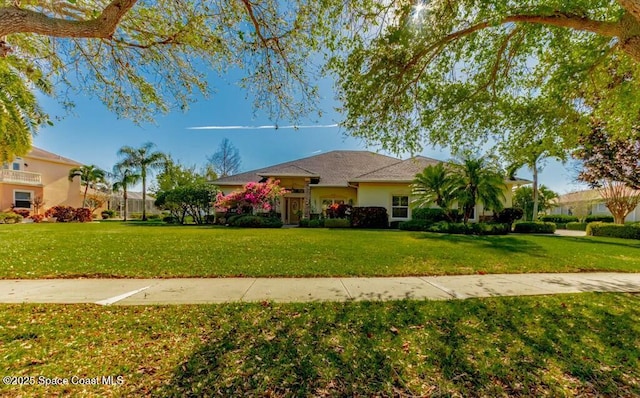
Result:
[339, 279, 352, 300]
[239, 279, 258, 302]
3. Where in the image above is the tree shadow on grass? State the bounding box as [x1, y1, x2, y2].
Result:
[413, 233, 546, 257]
[153, 296, 640, 397]
[533, 234, 640, 250]
[118, 222, 221, 229]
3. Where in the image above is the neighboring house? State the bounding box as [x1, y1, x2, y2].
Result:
[214, 150, 528, 224]
[108, 191, 160, 216]
[551, 189, 640, 222]
[0, 147, 85, 213]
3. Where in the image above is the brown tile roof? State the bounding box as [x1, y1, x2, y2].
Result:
[214, 150, 401, 187]
[27, 147, 82, 166]
[352, 156, 441, 182]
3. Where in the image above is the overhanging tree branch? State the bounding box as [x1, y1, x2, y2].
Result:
[0, 0, 137, 39]
[405, 12, 622, 71]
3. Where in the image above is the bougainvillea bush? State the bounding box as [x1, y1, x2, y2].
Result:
[44, 206, 92, 223]
[216, 179, 289, 215]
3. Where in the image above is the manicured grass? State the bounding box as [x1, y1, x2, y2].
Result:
[0, 222, 639, 278]
[1, 294, 639, 396]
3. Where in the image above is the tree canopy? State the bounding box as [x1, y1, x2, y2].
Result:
[6, 1, 640, 163]
[334, 0, 640, 155]
[0, 0, 344, 161]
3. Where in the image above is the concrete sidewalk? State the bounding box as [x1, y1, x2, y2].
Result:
[1, 273, 639, 305]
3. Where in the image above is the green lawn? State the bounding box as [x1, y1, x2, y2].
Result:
[1, 294, 639, 396]
[0, 222, 639, 278]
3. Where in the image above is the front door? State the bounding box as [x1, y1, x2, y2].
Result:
[288, 198, 302, 224]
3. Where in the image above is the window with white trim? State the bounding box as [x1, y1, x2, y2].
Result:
[391, 195, 409, 218]
[14, 191, 32, 209]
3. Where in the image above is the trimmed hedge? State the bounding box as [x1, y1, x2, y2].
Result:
[540, 214, 579, 223]
[586, 222, 640, 240]
[566, 222, 588, 231]
[513, 222, 556, 234]
[398, 219, 431, 231]
[229, 215, 283, 228]
[412, 208, 448, 222]
[324, 218, 350, 228]
[585, 214, 614, 223]
[351, 207, 388, 229]
[399, 220, 510, 235]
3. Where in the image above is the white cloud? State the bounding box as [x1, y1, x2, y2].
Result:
[187, 124, 338, 130]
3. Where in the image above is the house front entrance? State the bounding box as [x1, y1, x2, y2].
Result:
[286, 197, 303, 224]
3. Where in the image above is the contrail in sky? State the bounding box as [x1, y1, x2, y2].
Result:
[187, 124, 338, 130]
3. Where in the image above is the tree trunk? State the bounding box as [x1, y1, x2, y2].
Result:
[613, 212, 626, 224]
[531, 164, 539, 221]
[83, 184, 89, 208]
[141, 170, 147, 221]
[123, 188, 128, 222]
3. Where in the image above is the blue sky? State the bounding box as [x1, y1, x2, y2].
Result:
[32, 69, 585, 195]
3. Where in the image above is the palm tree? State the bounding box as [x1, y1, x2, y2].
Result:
[68, 164, 106, 207]
[117, 142, 166, 221]
[456, 157, 506, 224]
[411, 163, 460, 221]
[111, 165, 141, 221]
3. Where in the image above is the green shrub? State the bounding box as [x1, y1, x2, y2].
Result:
[230, 215, 283, 228]
[424, 222, 510, 235]
[351, 207, 388, 229]
[101, 209, 116, 219]
[566, 222, 588, 231]
[399, 219, 429, 231]
[324, 218, 350, 228]
[298, 219, 310, 228]
[513, 222, 556, 234]
[412, 208, 448, 222]
[493, 207, 524, 225]
[586, 222, 640, 240]
[147, 214, 161, 220]
[540, 214, 578, 223]
[389, 221, 401, 229]
[307, 219, 325, 228]
[585, 214, 614, 223]
[555, 223, 568, 230]
[163, 215, 179, 224]
[0, 212, 23, 224]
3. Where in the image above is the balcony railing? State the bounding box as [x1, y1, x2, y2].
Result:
[0, 169, 42, 185]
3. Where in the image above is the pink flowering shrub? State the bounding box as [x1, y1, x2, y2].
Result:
[217, 179, 289, 215]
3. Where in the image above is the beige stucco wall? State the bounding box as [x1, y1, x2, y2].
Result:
[357, 183, 414, 221]
[1, 155, 83, 213]
[0, 183, 44, 212]
[27, 156, 84, 209]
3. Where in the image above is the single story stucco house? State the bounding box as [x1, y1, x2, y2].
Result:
[214, 150, 527, 225]
[550, 189, 640, 222]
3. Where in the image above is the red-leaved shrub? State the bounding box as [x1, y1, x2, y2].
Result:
[29, 214, 45, 223]
[12, 209, 30, 218]
[74, 208, 92, 222]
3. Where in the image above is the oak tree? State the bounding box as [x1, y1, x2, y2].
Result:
[335, 1, 640, 155]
